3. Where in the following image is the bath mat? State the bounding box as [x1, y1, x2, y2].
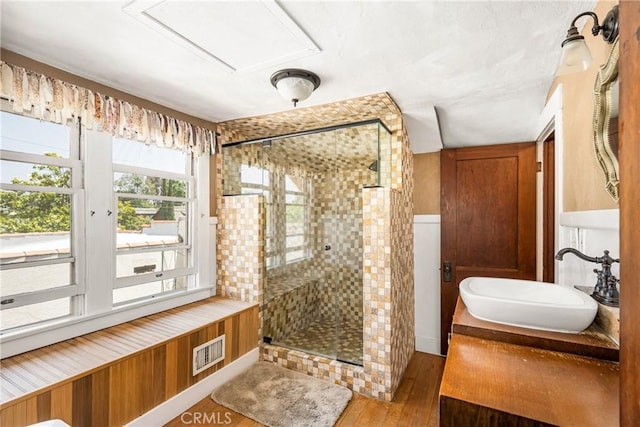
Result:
[211, 362, 352, 427]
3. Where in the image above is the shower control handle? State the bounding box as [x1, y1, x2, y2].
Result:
[324, 245, 331, 251]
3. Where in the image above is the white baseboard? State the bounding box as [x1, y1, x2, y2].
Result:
[126, 348, 259, 426]
[416, 336, 441, 356]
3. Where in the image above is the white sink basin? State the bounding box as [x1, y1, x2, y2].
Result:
[459, 277, 598, 333]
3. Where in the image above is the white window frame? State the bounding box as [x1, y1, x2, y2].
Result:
[113, 161, 196, 303]
[0, 117, 83, 322]
[0, 117, 214, 358]
[284, 175, 310, 264]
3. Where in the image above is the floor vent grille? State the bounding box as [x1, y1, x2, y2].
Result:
[193, 335, 225, 376]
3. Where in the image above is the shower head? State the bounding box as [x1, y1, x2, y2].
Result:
[368, 160, 378, 172]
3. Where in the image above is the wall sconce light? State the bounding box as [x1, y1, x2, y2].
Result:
[556, 5, 619, 75]
[270, 69, 321, 107]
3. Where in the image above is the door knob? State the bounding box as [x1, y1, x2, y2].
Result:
[443, 261, 452, 282]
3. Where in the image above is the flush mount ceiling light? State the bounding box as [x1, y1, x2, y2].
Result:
[270, 69, 321, 107]
[556, 5, 619, 76]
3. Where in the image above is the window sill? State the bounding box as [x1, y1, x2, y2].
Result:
[266, 256, 312, 272]
[1, 286, 215, 358]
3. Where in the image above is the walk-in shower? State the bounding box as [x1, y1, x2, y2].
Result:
[222, 120, 391, 365]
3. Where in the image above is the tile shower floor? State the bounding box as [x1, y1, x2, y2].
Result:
[277, 317, 363, 366]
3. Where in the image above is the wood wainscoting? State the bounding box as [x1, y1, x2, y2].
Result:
[0, 297, 259, 427]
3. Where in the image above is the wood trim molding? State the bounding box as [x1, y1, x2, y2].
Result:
[619, 1, 640, 424]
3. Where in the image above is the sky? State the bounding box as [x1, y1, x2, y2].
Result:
[0, 110, 187, 183]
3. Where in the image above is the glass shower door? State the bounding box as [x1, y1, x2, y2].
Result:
[331, 122, 384, 365]
[271, 123, 378, 366]
[223, 121, 384, 366]
[263, 131, 339, 360]
[332, 126, 374, 366]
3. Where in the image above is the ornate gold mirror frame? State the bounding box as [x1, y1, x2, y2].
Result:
[593, 37, 620, 202]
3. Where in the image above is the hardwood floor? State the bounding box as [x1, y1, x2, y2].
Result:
[165, 351, 445, 426]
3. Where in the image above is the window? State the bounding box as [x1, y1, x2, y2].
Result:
[0, 111, 80, 330]
[113, 138, 195, 305]
[235, 165, 311, 269]
[284, 175, 309, 264]
[0, 110, 211, 347]
[240, 165, 275, 268]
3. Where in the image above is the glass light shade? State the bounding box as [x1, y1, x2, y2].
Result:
[556, 38, 593, 76]
[275, 77, 315, 103]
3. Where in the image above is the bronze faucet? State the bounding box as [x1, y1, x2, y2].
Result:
[555, 248, 620, 307]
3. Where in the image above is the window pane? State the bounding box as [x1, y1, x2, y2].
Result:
[285, 175, 303, 192]
[114, 173, 187, 198]
[1, 160, 71, 187]
[266, 256, 275, 268]
[286, 250, 305, 263]
[113, 277, 188, 305]
[0, 111, 70, 157]
[0, 297, 71, 330]
[112, 137, 186, 174]
[285, 205, 304, 226]
[116, 249, 189, 278]
[1, 262, 72, 296]
[286, 235, 304, 248]
[1, 190, 71, 236]
[285, 194, 304, 204]
[116, 198, 187, 245]
[241, 187, 262, 195]
[241, 165, 269, 186]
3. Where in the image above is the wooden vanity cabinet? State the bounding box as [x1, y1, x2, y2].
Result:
[439, 300, 620, 426]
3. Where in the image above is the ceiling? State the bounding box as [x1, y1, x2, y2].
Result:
[0, 0, 595, 153]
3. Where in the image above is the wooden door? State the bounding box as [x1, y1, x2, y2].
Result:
[440, 142, 537, 354]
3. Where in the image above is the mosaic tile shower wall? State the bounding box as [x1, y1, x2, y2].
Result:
[216, 194, 265, 343]
[379, 125, 392, 188]
[309, 168, 374, 330]
[362, 186, 393, 400]
[217, 92, 415, 401]
[261, 344, 366, 394]
[221, 150, 242, 195]
[391, 123, 416, 394]
[263, 274, 321, 340]
[217, 94, 400, 144]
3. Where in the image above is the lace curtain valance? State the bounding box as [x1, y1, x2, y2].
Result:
[0, 61, 215, 155]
